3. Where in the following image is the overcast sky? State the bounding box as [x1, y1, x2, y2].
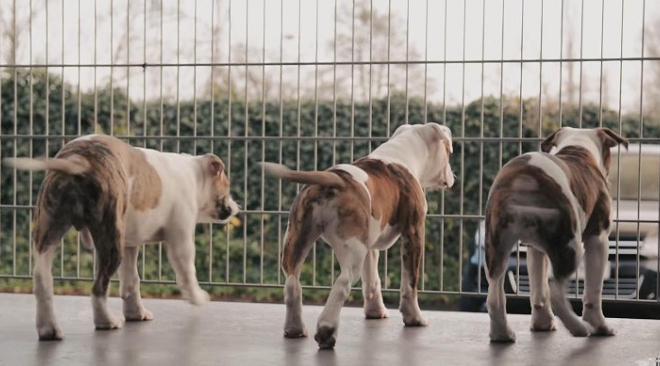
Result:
[1, 0, 658, 113]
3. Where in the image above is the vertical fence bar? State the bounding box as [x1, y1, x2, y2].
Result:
[636, 0, 646, 301]
[126, 0, 131, 136]
[457, 0, 467, 294]
[475, 0, 486, 296]
[76, 0, 82, 278]
[110, 0, 115, 136]
[0, 0, 3, 271]
[559, 0, 564, 127]
[12, 0, 18, 278]
[28, 0, 35, 276]
[208, 0, 216, 285]
[158, 0, 164, 282]
[330, 0, 338, 284]
[404, 0, 410, 127]
[260, 0, 267, 285]
[383, 0, 392, 289]
[277, 0, 284, 286]
[176, 0, 181, 154]
[598, 1, 605, 127]
[578, 0, 584, 128]
[439, 0, 448, 292]
[225, 0, 232, 284]
[242, 0, 249, 285]
[142, 0, 148, 280]
[615, 0, 625, 300]
[193, 0, 198, 155]
[421, 0, 429, 291]
[312, 0, 319, 287]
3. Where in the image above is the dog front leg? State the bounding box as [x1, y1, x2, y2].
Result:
[165, 231, 209, 305]
[119, 245, 153, 321]
[362, 249, 389, 319]
[399, 226, 428, 327]
[315, 238, 366, 349]
[581, 234, 615, 336]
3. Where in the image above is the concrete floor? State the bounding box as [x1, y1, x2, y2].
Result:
[0, 293, 659, 366]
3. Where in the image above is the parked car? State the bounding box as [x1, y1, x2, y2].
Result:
[459, 144, 660, 319]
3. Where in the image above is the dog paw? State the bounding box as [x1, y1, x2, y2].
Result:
[567, 323, 589, 337]
[589, 324, 616, 337]
[124, 307, 154, 322]
[95, 320, 121, 331]
[37, 325, 64, 341]
[403, 313, 429, 327]
[531, 321, 557, 332]
[489, 327, 516, 343]
[284, 324, 308, 338]
[364, 307, 390, 320]
[314, 325, 337, 349]
[187, 288, 210, 306]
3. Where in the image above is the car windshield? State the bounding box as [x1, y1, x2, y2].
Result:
[608, 151, 660, 201]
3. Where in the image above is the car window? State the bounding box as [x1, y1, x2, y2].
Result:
[609, 153, 660, 201]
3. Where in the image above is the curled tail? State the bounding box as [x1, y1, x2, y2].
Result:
[261, 162, 345, 188]
[2, 155, 91, 175]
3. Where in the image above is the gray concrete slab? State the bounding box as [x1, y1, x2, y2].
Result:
[0, 293, 658, 366]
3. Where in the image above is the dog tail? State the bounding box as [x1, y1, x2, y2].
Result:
[2, 155, 92, 175]
[261, 162, 345, 188]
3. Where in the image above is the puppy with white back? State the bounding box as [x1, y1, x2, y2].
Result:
[3, 134, 239, 340]
[485, 126, 627, 342]
[262, 122, 455, 349]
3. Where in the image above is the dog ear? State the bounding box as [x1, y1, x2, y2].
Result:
[597, 128, 628, 150]
[427, 122, 453, 153]
[541, 129, 561, 153]
[205, 154, 225, 176]
[392, 124, 412, 138]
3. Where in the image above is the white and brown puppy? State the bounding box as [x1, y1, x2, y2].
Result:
[485, 127, 627, 342]
[262, 122, 455, 349]
[3, 134, 239, 341]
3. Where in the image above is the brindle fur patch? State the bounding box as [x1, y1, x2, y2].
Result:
[485, 154, 579, 279]
[553, 146, 612, 237]
[128, 149, 162, 211]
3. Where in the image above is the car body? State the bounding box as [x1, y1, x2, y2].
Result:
[459, 144, 660, 319]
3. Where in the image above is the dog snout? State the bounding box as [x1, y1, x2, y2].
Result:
[217, 196, 240, 221]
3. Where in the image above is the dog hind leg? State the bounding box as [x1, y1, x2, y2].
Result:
[314, 237, 367, 349]
[399, 226, 428, 326]
[362, 249, 389, 319]
[527, 246, 556, 332]
[119, 245, 153, 321]
[281, 225, 318, 339]
[581, 234, 615, 336]
[90, 224, 124, 330]
[33, 222, 69, 340]
[547, 238, 588, 337]
[486, 228, 517, 342]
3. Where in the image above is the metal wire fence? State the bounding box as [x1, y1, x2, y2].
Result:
[0, 0, 658, 309]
